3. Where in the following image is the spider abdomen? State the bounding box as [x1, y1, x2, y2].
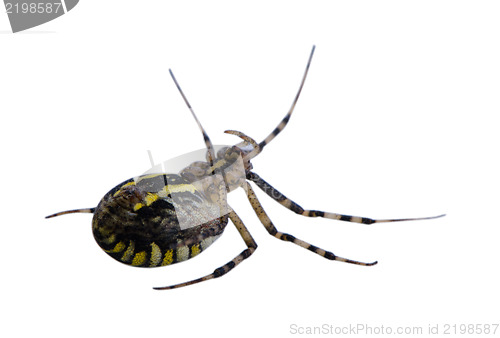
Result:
[92, 174, 228, 267]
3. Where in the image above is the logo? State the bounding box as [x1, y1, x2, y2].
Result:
[4, 0, 78, 33]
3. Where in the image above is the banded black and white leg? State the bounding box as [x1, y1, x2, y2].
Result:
[154, 209, 257, 290]
[247, 171, 445, 225]
[243, 47, 443, 226]
[244, 182, 377, 266]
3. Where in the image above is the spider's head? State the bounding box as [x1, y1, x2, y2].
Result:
[224, 129, 261, 172]
[180, 133, 257, 194]
[180, 131, 260, 193]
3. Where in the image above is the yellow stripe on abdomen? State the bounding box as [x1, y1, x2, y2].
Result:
[190, 244, 201, 258]
[132, 251, 147, 266]
[121, 241, 135, 263]
[106, 241, 126, 253]
[162, 249, 174, 266]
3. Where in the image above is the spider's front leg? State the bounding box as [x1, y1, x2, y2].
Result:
[247, 171, 445, 225]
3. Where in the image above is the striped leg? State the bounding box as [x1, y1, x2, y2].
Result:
[235, 46, 315, 162]
[244, 182, 376, 266]
[258, 46, 314, 153]
[247, 171, 445, 224]
[169, 69, 217, 165]
[46, 208, 95, 218]
[154, 209, 257, 290]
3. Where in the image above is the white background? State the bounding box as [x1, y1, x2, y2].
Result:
[1, 1, 499, 337]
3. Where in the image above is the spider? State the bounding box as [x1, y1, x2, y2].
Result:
[46, 46, 444, 290]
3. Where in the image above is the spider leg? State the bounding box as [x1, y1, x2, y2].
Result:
[244, 182, 376, 266]
[245, 46, 315, 160]
[169, 69, 216, 165]
[45, 208, 96, 218]
[153, 209, 257, 290]
[247, 171, 445, 224]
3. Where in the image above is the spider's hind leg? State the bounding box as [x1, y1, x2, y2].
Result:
[45, 208, 96, 219]
[154, 209, 257, 290]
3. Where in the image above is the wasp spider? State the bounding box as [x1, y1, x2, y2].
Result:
[46, 46, 444, 289]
